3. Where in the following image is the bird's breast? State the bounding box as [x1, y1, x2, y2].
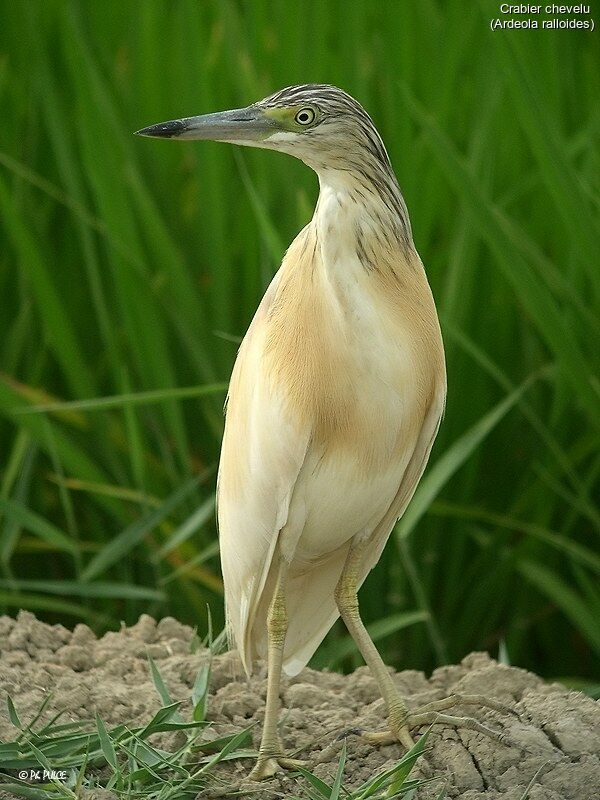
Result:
[261, 222, 444, 475]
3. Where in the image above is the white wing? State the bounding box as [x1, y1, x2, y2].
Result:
[216, 272, 311, 676]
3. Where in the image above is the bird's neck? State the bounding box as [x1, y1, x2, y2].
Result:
[313, 169, 414, 272]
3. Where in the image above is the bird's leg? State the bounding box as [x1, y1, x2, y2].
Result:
[335, 541, 415, 749]
[247, 555, 306, 781]
[334, 542, 513, 750]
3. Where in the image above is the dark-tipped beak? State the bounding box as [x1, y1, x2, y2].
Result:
[135, 105, 272, 142]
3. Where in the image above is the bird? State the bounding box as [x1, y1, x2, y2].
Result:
[137, 84, 510, 781]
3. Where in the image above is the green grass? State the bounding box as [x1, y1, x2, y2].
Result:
[0, 647, 436, 799]
[295, 731, 443, 800]
[0, 0, 598, 690]
[0, 644, 260, 799]
[0, 704, 436, 800]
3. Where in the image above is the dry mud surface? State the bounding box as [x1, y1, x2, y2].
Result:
[0, 612, 599, 799]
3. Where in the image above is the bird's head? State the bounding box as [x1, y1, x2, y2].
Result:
[136, 84, 393, 177]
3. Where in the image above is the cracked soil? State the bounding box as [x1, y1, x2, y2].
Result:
[0, 611, 598, 799]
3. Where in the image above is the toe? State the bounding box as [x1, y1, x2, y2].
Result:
[247, 754, 307, 781]
[247, 757, 281, 781]
[360, 730, 397, 746]
[278, 756, 308, 770]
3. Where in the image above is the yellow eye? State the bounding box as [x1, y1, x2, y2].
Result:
[294, 107, 316, 126]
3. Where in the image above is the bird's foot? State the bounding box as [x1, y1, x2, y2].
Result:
[360, 693, 516, 748]
[247, 754, 308, 781]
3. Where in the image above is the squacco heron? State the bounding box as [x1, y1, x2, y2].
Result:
[138, 84, 510, 780]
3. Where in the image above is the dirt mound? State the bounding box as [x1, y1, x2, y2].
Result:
[0, 611, 598, 799]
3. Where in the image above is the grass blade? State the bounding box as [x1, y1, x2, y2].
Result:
[397, 372, 542, 540]
[80, 476, 203, 581]
[517, 561, 600, 656]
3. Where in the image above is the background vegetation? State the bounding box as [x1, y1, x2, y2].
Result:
[0, 0, 598, 689]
